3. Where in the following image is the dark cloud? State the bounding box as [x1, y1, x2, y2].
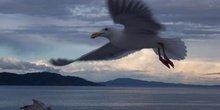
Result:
[0, 0, 219, 56]
[0, 0, 103, 18]
[145, 0, 220, 40]
[148, 0, 220, 25]
[1, 0, 219, 24]
[0, 57, 60, 73]
[0, 24, 108, 54]
[0, 0, 112, 54]
[162, 23, 220, 39]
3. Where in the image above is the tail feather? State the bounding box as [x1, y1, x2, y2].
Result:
[153, 38, 187, 60]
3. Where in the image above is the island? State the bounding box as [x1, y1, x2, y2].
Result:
[0, 72, 102, 86]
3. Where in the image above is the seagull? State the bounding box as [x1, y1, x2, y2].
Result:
[50, 0, 187, 69]
[20, 99, 52, 110]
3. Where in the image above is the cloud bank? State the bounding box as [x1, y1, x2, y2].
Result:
[0, 0, 219, 54]
[0, 57, 60, 73]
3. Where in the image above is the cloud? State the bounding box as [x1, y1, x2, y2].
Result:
[0, 50, 220, 85]
[1, 0, 219, 24]
[148, 0, 220, 25]
[0, 0, 103, 18]
[0, 57, 60, 73]
[204, 72, 220, 76]
[55, 49, 220, 85]
[0, 23, 109, 56]
[68, 4, 108, 19]
[147, 0, 220, 40]
[0, 0, 219, 55]
[0, 6, 112, 55]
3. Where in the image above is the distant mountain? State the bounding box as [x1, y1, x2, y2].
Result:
[0, 72, 102, 86]
[99, 78, 219, 87]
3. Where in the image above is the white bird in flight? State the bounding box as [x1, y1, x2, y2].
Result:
[20, 99, 52, 110]
[50, 0, 187, 69]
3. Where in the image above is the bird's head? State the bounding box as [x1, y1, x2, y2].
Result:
[91, 27, 115, 39]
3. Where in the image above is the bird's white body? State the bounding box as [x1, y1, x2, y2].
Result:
[96, 26, 186, 61]
[107, 28, 160, 49]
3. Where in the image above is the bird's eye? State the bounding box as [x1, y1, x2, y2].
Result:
[104, 28, 108, 31]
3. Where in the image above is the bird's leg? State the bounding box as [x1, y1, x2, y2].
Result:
[158, 43, 174, 68]
[157, 48, 170, 69]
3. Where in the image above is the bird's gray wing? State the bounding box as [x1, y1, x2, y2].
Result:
[107, 0, 165, 34]
[50, 43, 137, 66]
[32, 99, 44, 106]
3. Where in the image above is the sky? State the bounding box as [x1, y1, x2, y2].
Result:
[0, 0, 220, 85]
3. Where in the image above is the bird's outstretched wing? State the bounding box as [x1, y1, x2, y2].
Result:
[107, 0, 165, 34]
[32, 99, 44, 106]
[50, 43, 137, 66]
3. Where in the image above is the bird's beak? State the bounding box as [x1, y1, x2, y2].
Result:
[91, 32, 103, 39]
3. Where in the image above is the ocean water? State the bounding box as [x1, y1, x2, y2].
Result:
[0, 86, 220, 110]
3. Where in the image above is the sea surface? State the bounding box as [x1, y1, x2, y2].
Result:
[0, 86, 220, 110]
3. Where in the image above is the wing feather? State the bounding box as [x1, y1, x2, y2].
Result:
[32, 99, 44, 106]
[107, 0, 165, 34]
[50, 43, 137, 66]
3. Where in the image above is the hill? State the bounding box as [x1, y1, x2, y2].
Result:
[99, 78, 219, 87]
[0, 72, 102, 86]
